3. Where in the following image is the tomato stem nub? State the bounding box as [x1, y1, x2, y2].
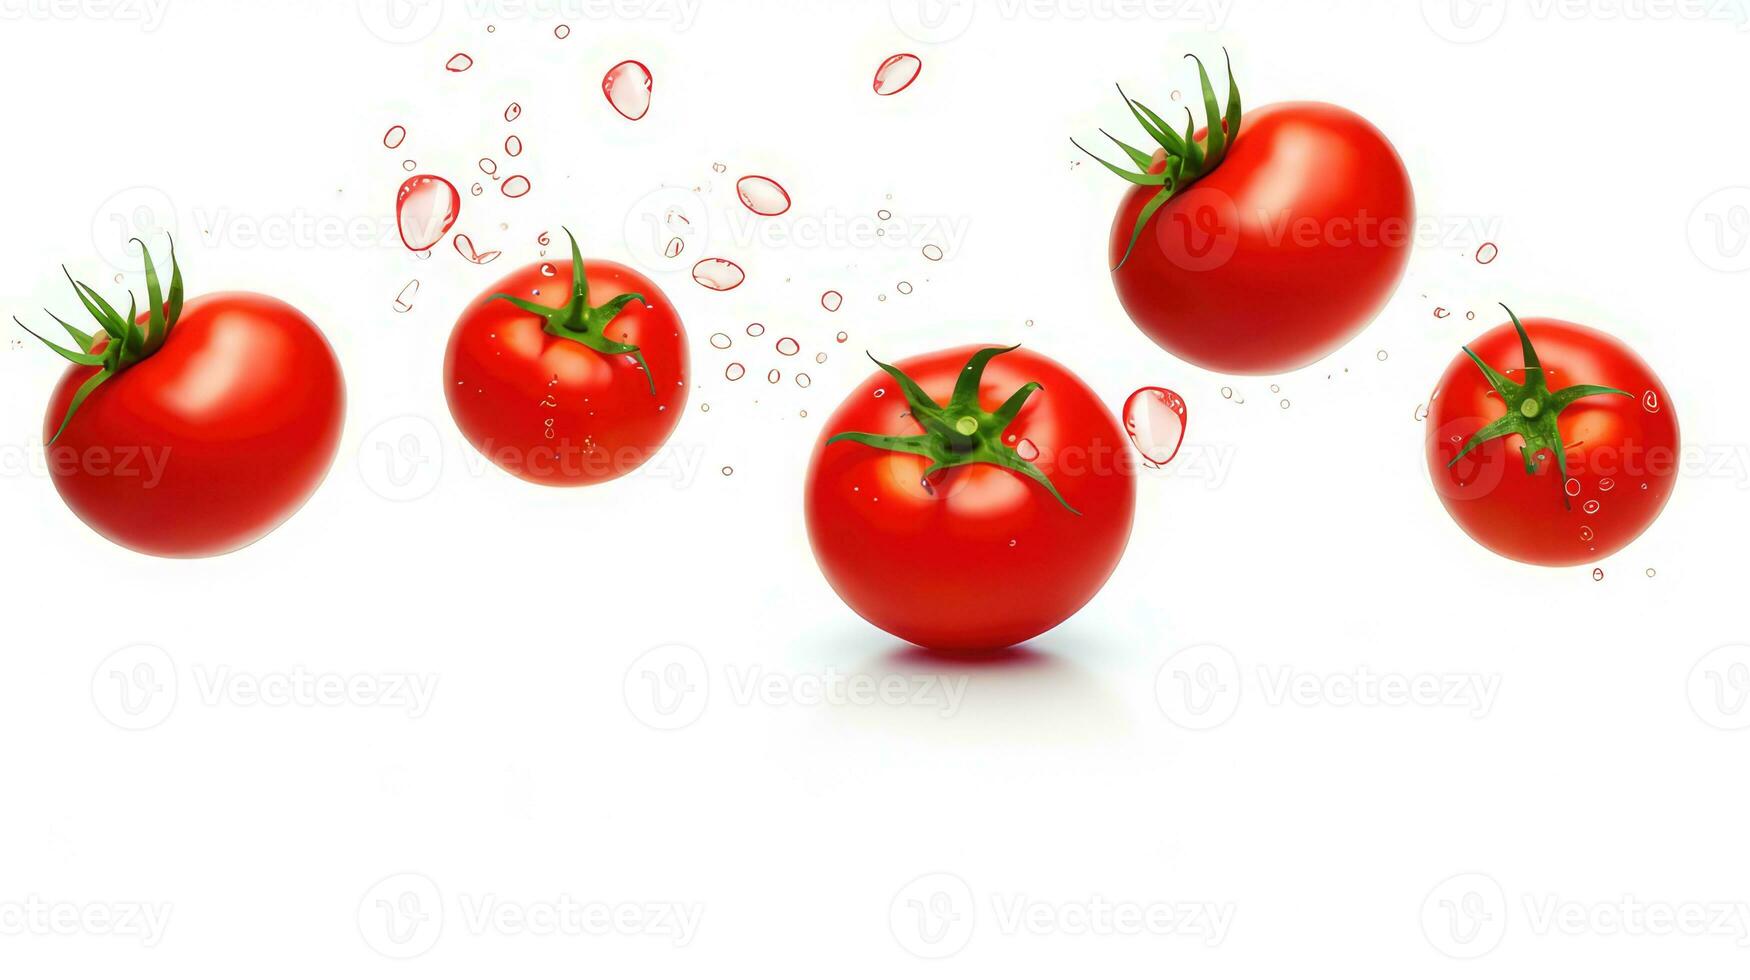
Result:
[826, 346, 1081, 514]
[489, 227, 656, 394]
[1074, 49, 1242, 270]
[1447, 304, 1634, 511]
[15, 235, 185, 443]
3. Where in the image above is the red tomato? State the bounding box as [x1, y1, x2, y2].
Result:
[1424, 310, 1679, 566]
[1082, 57, 1413, 374]
[26, 243, 344, 558]
[804, 345, 1136, 651]
[444, 231, 687, 486]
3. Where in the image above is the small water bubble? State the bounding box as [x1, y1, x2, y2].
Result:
[921, 244, 944, 261]
[821, 290, 843, 312]
[709, 332, 732, 350]
[795, 373, 811, 388]
[1376, 349, 1388, 361]
[897, 281, 913, 295]
[725, 362, 745, 381]
[835, 331, 848, 343]
[776, 337, 800, 356]
[383, 124, 407, 149]
[505, 135, 523, 157]
[766, 369, 781, 384]
[504, 102, 521, 122]
[554, 24, 571, 38]
[721, 466, 733, 476]
[445, 52, 474, 72]
[1592, 567, 1605, 582]
[745, 322, 765, 337]
[501, 175, 531, 198]
[1475, 242, 1499, 264]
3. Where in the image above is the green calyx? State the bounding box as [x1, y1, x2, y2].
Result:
[826, 345, 1080, 515]
[491, 227, 655, 394]
[1448, 304, 1633, 510]
[1073, 50, 1242, 270]
[15, 236, 185, 444]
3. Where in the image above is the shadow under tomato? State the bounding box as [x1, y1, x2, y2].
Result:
[884, 643, 1056, 671]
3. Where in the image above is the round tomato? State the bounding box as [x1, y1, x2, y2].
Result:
[804, 345, 1136, 651]
[1081, 56, 1413, 374]
[444, 230, 687, 486]
[25, 241, 344, 558]
[1424, 309, 1678, 566]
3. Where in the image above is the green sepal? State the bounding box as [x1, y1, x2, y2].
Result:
[1076, 48, 1243, 269]
[826, 346, 1082, 515]
[1445, 303, 1636, 512]
[16, 236, 188, 444]
[490, 226, 657, 395]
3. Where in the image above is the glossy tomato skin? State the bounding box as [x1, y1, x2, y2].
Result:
[1111, 102, 1414, 375]
[1425, 318, 1679, 566]
[804, 346, 1136, 651]
[444, 259, 687, 486]
[44, 292, 345, 558]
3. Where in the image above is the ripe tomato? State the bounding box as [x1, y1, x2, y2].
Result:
[804, 345, 1135, 651]
[1080, 55, 1413, 374]
[22, 241, 345, 558]
[444, 230, 687, 486]
[1424, 308, 1679, 566]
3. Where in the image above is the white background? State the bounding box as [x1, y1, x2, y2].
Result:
[3, 0, 1749, 975]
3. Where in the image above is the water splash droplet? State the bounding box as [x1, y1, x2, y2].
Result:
[603, 60, 653, 120]
[873, 53, 922, 95]
[396, 175, 461, 252]
[692, 258, 745, 291]
[735, 175, 791, 216]
[1122, 387, 1187, 466]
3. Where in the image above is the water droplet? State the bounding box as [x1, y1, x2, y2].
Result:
[470, 183, 483, 197]
[897, 281, 913, 295]
[554, 24, 571, 38]
[821, 290, 842, 312]
[873, 53, 922, 95]
[766, 368, 781, 384]
[776, 337, 800, 356]
[709, 332, 732, 350]
[401, 159, 418, 172]
[539, 262, 556, 277]
[745, 322, 765, 337]
[504, 102, 522, 122]
[815, 352, 827, 364]
[1434, 306, 1450, 318]
[692, 258, 745, 290]
[1279, 399, 1291, 409]
[383, 125, 407, 149]
[1582, 499, 1600, 515]
[725, 362, 746, 381]
[664, 237, 684, 258]
[1122, 387, 1187, 466]
[1015, 438, 1040, 462]
[501, 175, 531, 198]
[711, 162, 727, 173]
[1220, 386, 1233, 400]
[1414, 403, 1429, 422]
[1564, 478, 1581, 497]
[873, 388, 886, 398]
[835, 331, 848, 343]
[921, 243, 944, 261]
[735, 175, 791, 216]
[1592, 567, 1605, 582]
[1376, 349, 1388, 361]
[504, 135, 523, 157]
[795, 372, 811, 388]
[1475, 242, 1499, 264]
[603, 59, 653, 120]
[1645, 568, 1656, 578]
[452, 233, 502, 264]
[1598, 477, 1616, 492]
[877, 208, 893, 221]
[1642, 389, 1660, 413]
[445, 52, 473, 72]
[396, 175, 460, 252]
[1579, 525, 1595, 541]
[392, 279, 419, 313]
